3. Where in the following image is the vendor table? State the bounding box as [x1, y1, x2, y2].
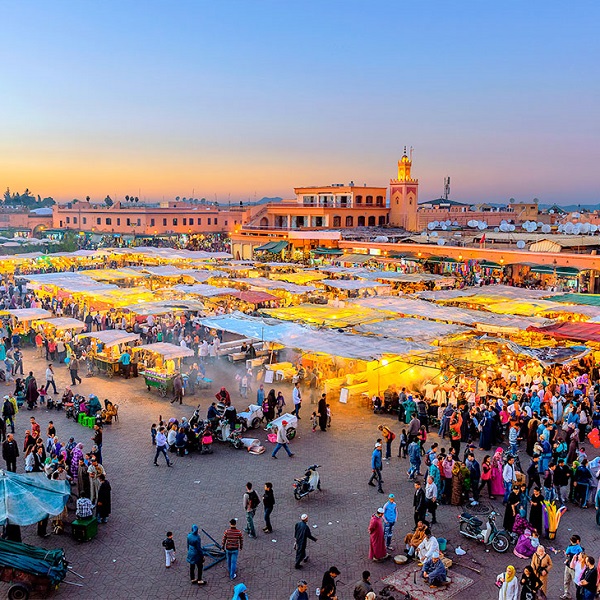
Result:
[93, 356, 120, 378]
[142, 370, 176, 397]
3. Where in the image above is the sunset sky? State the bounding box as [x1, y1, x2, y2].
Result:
[1, 1, 598, 205]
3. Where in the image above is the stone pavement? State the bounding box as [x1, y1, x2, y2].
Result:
[4, 349, 600, 600]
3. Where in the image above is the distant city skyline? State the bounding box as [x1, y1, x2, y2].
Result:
[1, 1, 598, 205]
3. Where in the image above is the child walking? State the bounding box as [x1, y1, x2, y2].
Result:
[162, 531, 176, 567]
[398, 429, 408, 458]
[310, 412, 318, 432]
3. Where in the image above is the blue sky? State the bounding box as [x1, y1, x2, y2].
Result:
[1, 1, 598, 204]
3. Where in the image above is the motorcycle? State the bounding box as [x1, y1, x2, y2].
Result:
[65, 395, 84, 421]
[215, 417, 243, 449]
[293, 465, 321, 500]
[237, 404, 264, 430]
[457, 510, 510, 553]
[189, 405, 202, 429]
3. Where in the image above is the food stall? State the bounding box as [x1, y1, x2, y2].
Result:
[133, 342, 194, 396]
[4, 308, 53, 345]
[78, 330, 140, 378]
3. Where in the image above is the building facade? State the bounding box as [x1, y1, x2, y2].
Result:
[53, 201, 247, 235]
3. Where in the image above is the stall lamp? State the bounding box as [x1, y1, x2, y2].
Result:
[381, 359, 388, 366]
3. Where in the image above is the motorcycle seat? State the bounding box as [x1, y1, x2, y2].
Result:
[294, 477, 305, 482]
[461, 513, 482, 526]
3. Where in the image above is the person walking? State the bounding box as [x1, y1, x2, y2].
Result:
[186, 524, 206, 585]
[368, 442, 384, 493]
[368, 508, 388, 562]
[171, 373, 183, 405]
[317, 393, 328, 432]
[162, 531, 176, 568]
[243, 482, 259, 538]
[289, 580, 309, 600]
[425, 475, 438, 524]
[561, 534, 584, 600]
[119, 349, 131, 379]
[262, 482, 275, 534]
[153, 426, 172, 467]
[382, 494, 397, 551]
[2, 433, 19, 472]
[92, 424, 103, 465]
[271, 421, 294, 459]
[2, 395, 15, 434]
[320, 566, 341, 599]
[222, 518, 243, 580]
[69, 356, 82, 386]
[45, 364, 57, 395]
[378, 424, 395, 461]
[466, 452, 481, 506]
[293, 382, 302, 418]
[294, 513, 317, 569]
[531, 545, 553, 597]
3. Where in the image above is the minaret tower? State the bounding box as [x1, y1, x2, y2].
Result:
[389, 147, 419, 231]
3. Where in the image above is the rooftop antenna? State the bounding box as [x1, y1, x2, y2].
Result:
[410, 146, 413, 161]
[443, 177, 451, 200]
[403, 145, 407, 155]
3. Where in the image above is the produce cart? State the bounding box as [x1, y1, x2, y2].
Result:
[0, 539, 69, 599]
[141, 369, 176, 397]
[92, 355, 120, 378]
[134, 343, 194, 398]
[266, 413, 298, 439]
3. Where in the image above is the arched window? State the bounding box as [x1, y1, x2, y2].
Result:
[368, 216, 376, 226]
[355, 195, 363, 205]
[345, 216, 354, 227]
[366, 195, 373, 205]
[358, 216, 365, 226]
[332, 215, 341, 228]
[378, 215, 386, 226]
[376, 196, 384, 206]
[260, 217, 269, 227]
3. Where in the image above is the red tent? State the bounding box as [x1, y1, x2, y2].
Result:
[527, 322, 600, 343]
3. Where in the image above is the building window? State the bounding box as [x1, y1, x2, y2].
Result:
[332, 215, 341, 228]
[66, 217, 70, 224]
[366, 195, 373, 205]
[198, 218, 201, 225]
[355, 195, 363, 205]
[345, 216, 354, 227]
[106, 218, 111, 225]
[189, 218, 193, 225]
[368, 216, 376, 226]
[116, 218, 120, 226]
[376, 196, 384, 206]
[340, 196, 349, 207]
[225, 220, 228, 226]
[83, 217, 87, 224]
[126, 218, 131, 226]
[183, 218, 187, 226]
[97, 217, 101, 225]
[73, 217, 77, 224]
[137, 219, 141, 226]
[163, 218, 167, 226]
[208, 218, 211, 225]
[214, 218, 218, 225]
[358, 216, 365, 226]
[59, 221, 63, 227]
[378, 215, 386, 226]
[150, 218, 155, 226]
[173, 218, 178, 226]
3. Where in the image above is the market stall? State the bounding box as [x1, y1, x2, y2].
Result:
[134, 342, 194, 396]
[79, 330, 140, 378]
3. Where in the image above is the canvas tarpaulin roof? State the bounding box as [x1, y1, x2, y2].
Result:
[0, 471, 70, 525]
[319, 279, 391, 291]
[229, 290, 278, 304]
[354, 317, 471, 342]
[198, 313, 431, 361]
[134, 342, 194, 359]
[351, 296, 553, 333]
[504, 341, 591, 366]
[255, 241, 288, 253]
[124, 300, 205, 315]
[261, 304, 394, 328]
[551, 293, 600, 307]
[527, 321, 600, 343]
[79, 330, 140, 347]
[38, 317, 86, 330]
[233, 277, 317, 294]
[417, 284, 555, 302]
[173, 284, 238, 297]
[6, 308, 52, 321]
[270, 271, 328, 284]
[361, 272, 455, 285]
[332, 253, 372, 264]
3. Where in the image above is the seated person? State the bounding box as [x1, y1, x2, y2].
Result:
[87, 394, 102, 416]
[513, 529, 539, 559]
[62, 386, 74, 405]
[372, 396, 383, 414]
[421, 552, 447, 588]
[101, 400, 117, 423]
[417, 528, 440, 563]
[404, 521, 427, 558]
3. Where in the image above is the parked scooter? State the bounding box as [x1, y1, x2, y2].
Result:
[215, 417, 243, 449]
[190, 405, 202, 429]
[457, 510, 510, 553]
[293, 465, 321, 500]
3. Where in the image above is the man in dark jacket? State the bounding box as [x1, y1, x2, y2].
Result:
[96, 474, 111, 523]
[466, 453, 481, 505]
[413, 480, 426, 526]
[353, 570, 373, 600]
[2, 433, 19, 472]
[320, 566, 340, 599]
[294, 514, 317, 569]
[2, 395, 14, 434]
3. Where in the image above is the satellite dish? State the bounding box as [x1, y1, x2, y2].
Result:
[557, 224, 564, 232]
[517, 240, 526, 249]
[453, 221, 459, 227]
[565, 222, 574, 234]
[572, 212, 581, 219]
[549, 209, 555, 214]
[445, 219, 452, 226]
[530, 222, 538, 231]
[541, 224, 551, 234]
[478, 222, 487, 230]
[573, 223, 582, 235]
[437, 238, 446, 246]
[441, 224, 447, 230]
[591, 224, 598, 233]
[431, 231, 438, 237]
[537, 222, 544, 228]
[427, 222, 436, 230]
[494, 227, 499, 232]
[522, 221, 530, 230]
[581, 222, 591, 234]
[508, 224, 516, 232]
[500, 220, 507, 226]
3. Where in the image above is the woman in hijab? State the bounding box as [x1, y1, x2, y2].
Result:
[70, 443, 84, 480]
[491, 448, 505, 497]
[186, 524, 205, 585]
[528, 487, 544, 534]
[496, 565, 519, 600]
[25, 371, 39, 409]
[519, 565, 542, 600]
[266, 389, 276, 422]
[503, 484, 521, 533]
[317, 394, 328, 432]
[231, 583, 248, 600]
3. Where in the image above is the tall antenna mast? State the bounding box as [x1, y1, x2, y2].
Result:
[443, 176, 451, 200]
[410, 146, 413, 161]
